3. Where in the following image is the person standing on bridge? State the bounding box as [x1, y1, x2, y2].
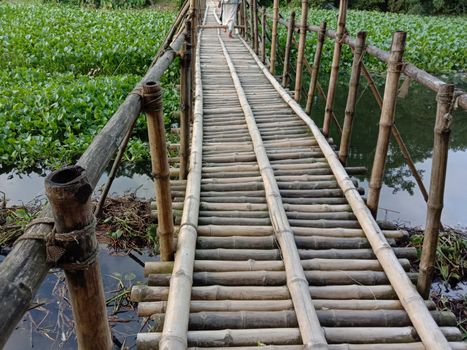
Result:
[221, 0, 241, 38]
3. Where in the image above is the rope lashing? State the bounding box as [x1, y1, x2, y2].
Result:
[15, 216, 98, 270]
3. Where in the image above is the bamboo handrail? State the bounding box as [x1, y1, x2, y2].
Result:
[157, 5, 207, 349]
[265, 13, 467, 110]
[0, 29, 186, 349]
[226, 34, 328, 349]
[240, 31, 452, 350]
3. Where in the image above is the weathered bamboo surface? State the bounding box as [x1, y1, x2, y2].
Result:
[132, 3, 466, 350]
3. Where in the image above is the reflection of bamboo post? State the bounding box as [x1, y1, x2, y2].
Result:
[417, 83, 454, 299]
[294, 0, 308, 102]
[45, 166, 112, 350]
[269, 0, 279, 74]
[180, 20, 192, 180]
[339, 31, 366, 165]
[367, 32, 406, 218]
[282, 11, 295, 87]
[306, 21, 326, 114]
[362, 64, 429, 202]
[323, 0, 347, 136]
[143, 82, 174, 261]
[261, 7, 266, 63]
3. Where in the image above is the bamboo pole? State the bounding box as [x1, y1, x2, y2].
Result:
[305, 21, 326, 114]
[322, 0, 347, 136]
[361, 64, 429, 202]
[138, 299, 436, 316]
[94, 119, 135, 217]
[138, 327, 462, 349]
[417, 83, 454, 298]
[45, 166, 111, 350]
[143, 82, 174, 261]
[338, 31, 366, 165]
[217, 32, 328, 350]
[157, 7, 205, 349]
[294, 0, 309, 102]
[282, 11, 296, 87]
[367, 32, 406, 218]
[238, 32, 452, 350]
[269, 0, 279, 74]
[261, 7, 266, 63]
[180, 20, 192, 180]
[242, 0, 248, 39]
[151, 310, 455, 329]
[252, 0, 259, 53]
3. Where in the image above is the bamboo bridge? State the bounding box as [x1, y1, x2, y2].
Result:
[1, 0, 467, 349]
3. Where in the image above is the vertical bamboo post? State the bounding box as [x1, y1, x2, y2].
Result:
[45, 166, 112, 350]
[305, 21, 326, 114]
[143, 82, 174, 261]
[322, 0, 347, 136]
[180, 20, 192, 180]
[362, 64, 429, 202]
[269, 0, 279, 74]
[338, 31, 366, 165]
[417, 83, 454, 298]
[367, 31, 406, 217]
[282, 11, 296, 87]
[294, 0, 309, 102]
[261, 7, 266, 63]
[252, 0, 259, 54]
[242, 0, 248, 39]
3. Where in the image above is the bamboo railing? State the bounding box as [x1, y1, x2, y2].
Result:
[0, 5, 193, 347]
[248, 0, 466, 301]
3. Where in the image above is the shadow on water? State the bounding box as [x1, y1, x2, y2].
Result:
[309, 72, 467, 228]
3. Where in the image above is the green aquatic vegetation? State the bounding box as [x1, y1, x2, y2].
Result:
[277, 8, 466, 73]
[410, 229, 467, 284]
[0, 4, 175, 76]
[0, 3, 178, 171]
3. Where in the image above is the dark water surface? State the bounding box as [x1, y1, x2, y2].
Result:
[1, 247, 158, 349]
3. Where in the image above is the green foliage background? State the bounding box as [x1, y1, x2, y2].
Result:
[0, 4, 177, 172]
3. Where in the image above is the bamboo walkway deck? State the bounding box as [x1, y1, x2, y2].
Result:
[130, 5, 466, 349]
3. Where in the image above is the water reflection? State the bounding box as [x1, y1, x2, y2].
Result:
[1, 246, 158, 350]
[309, 72, 467, 227]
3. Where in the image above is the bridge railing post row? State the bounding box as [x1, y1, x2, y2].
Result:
[282, 11, 295, 87]
[338, 31, 367, 165]
[417, 83, 455, 298]
[180, 19, 192, 180]
[261, 7, 267, 64]
[143, 82, 175, 261]
[45, 166, 112, 350]
[294, 0, 309, 102]
[323, 0, 347, 136]
[269, 0, 279, 75]
[367, 31, 406, 218]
